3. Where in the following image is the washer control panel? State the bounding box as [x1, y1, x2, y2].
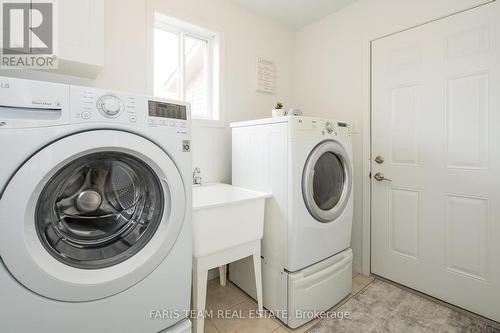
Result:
[71, 86, 138, 124]
[325, 121, 334, 134]
[0, 76, 191, 132]
[97, 95, 124, 118]
[69, 86, 190, 134]
[146, 99, 189, 134]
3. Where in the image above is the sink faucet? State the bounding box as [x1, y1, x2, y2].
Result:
[193, 167, 202, 185]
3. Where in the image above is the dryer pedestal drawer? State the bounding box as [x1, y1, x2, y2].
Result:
[288, 248, 353, 329]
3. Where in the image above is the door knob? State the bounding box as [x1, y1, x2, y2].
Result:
[374, 156, 384, 164]
[374, 172, 392, 182]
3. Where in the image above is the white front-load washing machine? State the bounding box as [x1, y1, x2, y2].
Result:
[229, 116, 353, 329]
[0, 77, 192, 333]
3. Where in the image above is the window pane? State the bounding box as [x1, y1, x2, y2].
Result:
[184, 35, 209, 119]
[154, 28, 179, 100]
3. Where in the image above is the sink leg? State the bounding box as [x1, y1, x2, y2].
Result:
[219, 265, 227, 286]
[253, 251, 263, 316]
[192, 270, 208, 333]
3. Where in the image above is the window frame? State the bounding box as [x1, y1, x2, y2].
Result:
[148, 12, 224, 126]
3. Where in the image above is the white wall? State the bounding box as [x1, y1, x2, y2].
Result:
[293, 0, 489, 273]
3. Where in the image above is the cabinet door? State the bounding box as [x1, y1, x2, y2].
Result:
[55, 0, 104, 67]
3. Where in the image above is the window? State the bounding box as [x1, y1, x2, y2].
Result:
[153, 14, 219, 121]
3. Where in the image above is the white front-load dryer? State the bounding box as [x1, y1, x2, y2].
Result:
[229, 116, 354, 329]
[288, 117, 354, 272]
[0, 77, 192, 333]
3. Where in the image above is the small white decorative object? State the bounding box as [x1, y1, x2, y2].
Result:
[285, 108, 303, 116]
[272, 109, 285, 117]
[256, 57, 276, 94]
[272, 102, 285, 117]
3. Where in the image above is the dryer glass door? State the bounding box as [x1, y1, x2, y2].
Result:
[312, 152, 344, 210]
[302, 140, 352, 223]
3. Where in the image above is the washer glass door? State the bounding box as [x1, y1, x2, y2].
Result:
[36, 152, 164, 269]
[302, 140, 352, 223]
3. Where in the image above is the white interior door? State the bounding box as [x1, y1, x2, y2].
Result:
[371, 2, 500, 322]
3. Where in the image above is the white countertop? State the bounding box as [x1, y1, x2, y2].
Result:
[192, 183, 272, 211]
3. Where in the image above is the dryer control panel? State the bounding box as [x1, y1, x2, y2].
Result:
[289, 117, 351, 141]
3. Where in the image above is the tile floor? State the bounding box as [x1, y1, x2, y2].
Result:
[308, 280, 499, 333]
[202, 272, 375, 333]
[202, 273, 499, 333]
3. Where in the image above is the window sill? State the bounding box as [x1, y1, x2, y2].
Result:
[191, 119, 226, 128]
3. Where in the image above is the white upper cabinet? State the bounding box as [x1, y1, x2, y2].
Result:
[52, 0, 104, 78]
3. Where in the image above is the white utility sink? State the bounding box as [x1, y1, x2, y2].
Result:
[192, 183, 271, 257]
[191, 183, 271, 333]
